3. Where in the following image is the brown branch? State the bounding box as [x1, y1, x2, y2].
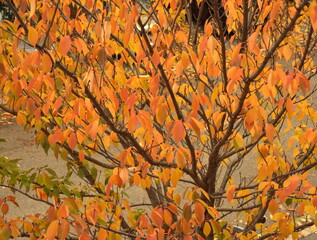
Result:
[0, 184, 54, 206]
[298, 24, 314, 71]
[217, 204, 261, 212]
[249, 0, 310, 81]
[257, 221, 315, 240]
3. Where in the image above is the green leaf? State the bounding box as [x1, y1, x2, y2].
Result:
[285, 198, 292, 206]
[60, 185, 71, 197]
[91, 167, 98, 179]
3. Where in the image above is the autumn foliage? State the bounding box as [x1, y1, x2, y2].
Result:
[1, 0, 317, 239]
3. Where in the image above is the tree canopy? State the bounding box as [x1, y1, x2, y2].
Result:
[0, 0, 317, 239]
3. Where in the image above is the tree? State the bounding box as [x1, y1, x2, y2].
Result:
[0, 0, 317, 239]
[0, 2, 14, 22]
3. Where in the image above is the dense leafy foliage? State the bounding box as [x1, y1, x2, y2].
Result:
[0, 0, 317, 239]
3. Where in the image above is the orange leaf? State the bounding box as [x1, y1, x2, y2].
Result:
[230, 43, 242, 66]
[189, 118, 204, 138]
[42, 53, 52, 73]
[16, 112, 26, 126]
[312, 196, 317, 208]
[128, 113, 139, 132]
[68, 132, 77, 150]
[265, 123, 275, 143]
[97, 229, 108, 240]
[59, 222, 70, 240]
[181, 51, 190, 69]
[152, 50, 161, 67]
[1, 203, 8, 215]
[150, 208, 163, 228]
[297, 71, 310, 94]
[57, 203, 69, 220]
[203, 222, 211, 237]
[284, 175, 300, 196]
[79, 150, 85, 161]
[111, 174, 123, 186]
[172, 120, 186, 143]
[210, 219, 221, 235]
[175, 60, 183, 77]
[48, 128, 63, 146]
[226, 185, 236, 203]
[46, 220, 59, 240]
[28, 26, 38, 46]
[268, 199, 278, 214]
[194, 202, 205, 225]
[164, 209, 173, 225]
[309, 1, 317, 31]
[156, 103, 168, 125]
[182, 218, 192, 235]
[59, 36, 72, 57]
[89, 120, 99, 140]
[79, 232, 91, 240]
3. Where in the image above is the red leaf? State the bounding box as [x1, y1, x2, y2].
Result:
[59, 36, 71, 57]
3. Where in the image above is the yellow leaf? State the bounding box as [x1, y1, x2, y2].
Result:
[28, 0, 36, 19]
[171, 168, 182, 186]
[203, 222, 211, 236]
